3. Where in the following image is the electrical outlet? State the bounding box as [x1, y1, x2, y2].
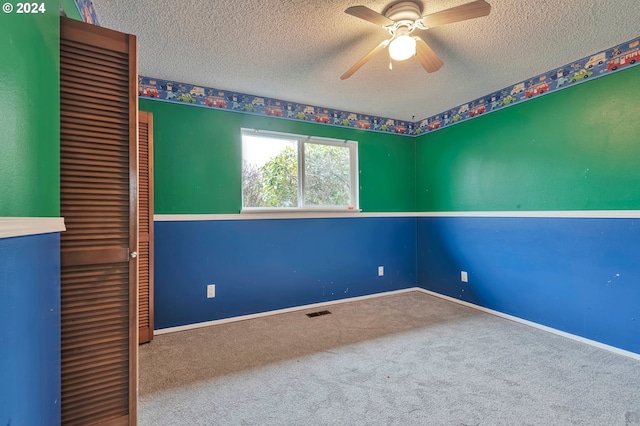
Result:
[207, 284, 216, 298]
[378, 266, 384, 276]
[461, 271, 468, 282]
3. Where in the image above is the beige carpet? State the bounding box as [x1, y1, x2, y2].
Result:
[139, 291, 640, 425]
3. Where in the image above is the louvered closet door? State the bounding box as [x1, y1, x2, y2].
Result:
[138, 111, 154, 344]
[60, 17, 138, 426]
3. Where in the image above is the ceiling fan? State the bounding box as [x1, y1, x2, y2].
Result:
[341, 0, 491, 79]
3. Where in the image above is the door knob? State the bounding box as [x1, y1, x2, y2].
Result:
[130, 251, 138, 259]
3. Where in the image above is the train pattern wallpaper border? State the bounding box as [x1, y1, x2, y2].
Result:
[137, 37, 639, 136]
[76, 4, 638, 136]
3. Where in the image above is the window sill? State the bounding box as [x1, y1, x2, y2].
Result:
[239, 208, 363, 219]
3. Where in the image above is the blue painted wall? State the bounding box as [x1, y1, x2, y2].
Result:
[417, 217, 640, 353]
[0, 233, 61, 425]
[155, 217, 417, 328]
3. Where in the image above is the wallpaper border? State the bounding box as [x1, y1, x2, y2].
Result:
[137, 37, 639, 137]
[74, 0, 99, 25]
[77, 8, 638, 137]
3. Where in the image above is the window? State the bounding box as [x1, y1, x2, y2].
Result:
[241, 129, 358, 211]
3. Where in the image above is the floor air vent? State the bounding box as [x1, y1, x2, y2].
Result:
[306, 310, 332, 318]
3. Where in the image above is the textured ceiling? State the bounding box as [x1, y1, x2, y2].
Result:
[95, 0, 638, 122]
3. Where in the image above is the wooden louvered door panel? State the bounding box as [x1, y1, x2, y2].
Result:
[138, 112, 154, 344]
[60, 17, 138, 426]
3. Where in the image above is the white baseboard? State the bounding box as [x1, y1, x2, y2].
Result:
[154, 286, 640, 362]
[154, 287, 418, 335]
[414, 288, 640, 361]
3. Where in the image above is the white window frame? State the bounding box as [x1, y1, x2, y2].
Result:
[241, 128, 359, 213]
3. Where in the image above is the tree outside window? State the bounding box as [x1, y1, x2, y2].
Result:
[241, 129, 358, 210]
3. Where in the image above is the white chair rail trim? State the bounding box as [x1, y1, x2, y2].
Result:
[0, 217, 66, 239]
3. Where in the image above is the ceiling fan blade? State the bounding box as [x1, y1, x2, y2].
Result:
[341, 39, 390, 80]
[345, 5, 395, 27]
[420, 0, 491, 28]
[415, 37, 444, 73]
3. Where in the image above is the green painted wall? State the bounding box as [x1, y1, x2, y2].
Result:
[61, 0, 83, 21]
[0, 7, 61, 424]
[140, 99, 416, 213]
[0, 7, 59, 217]
[416, 66, 640, 212]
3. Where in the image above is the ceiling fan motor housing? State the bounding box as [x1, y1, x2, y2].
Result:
[383, 1, 423, 22]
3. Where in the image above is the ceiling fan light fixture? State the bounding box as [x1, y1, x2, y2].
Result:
[388, 34, 416, 61]
[342, 1, 491, 79]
